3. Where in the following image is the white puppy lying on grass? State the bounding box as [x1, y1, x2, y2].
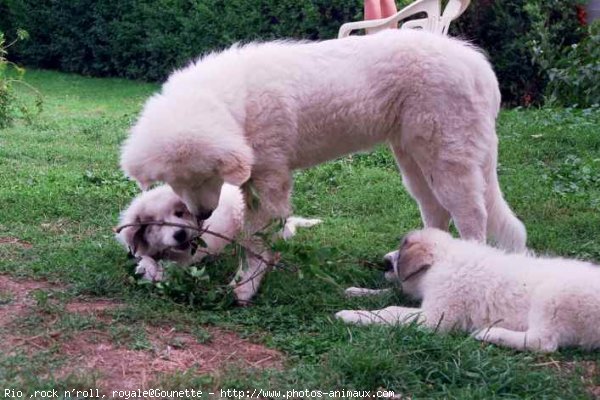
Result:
[117, 183, 321, 282]
[337, 228, 600, 352]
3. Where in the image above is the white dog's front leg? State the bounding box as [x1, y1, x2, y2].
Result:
[336, 306, 424, 326]
[136, 256, 164, 282]
[473, 327, 557, 352]
[230, 249, 271, 305]
[232, 169, 292, 305]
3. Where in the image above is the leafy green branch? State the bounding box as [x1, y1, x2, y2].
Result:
[0, 29, 43, 128]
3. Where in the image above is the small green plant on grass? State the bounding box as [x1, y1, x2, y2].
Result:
[0, 29, 42, 128]
[125, 237, 342, 310]
[545, 154, 600, 197]
[119, 210, 342, 309]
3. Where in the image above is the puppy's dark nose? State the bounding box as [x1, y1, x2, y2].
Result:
[173, 229, 187, 243]
[383, 257, 394, 272]
[197, 210, 213, 220]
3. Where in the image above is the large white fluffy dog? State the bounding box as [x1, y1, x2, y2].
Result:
[336, 228, 600, 352]
[121, 29, 526, 303]
[117, 183, 321, 281]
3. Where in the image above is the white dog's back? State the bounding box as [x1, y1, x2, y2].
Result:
[159, 30, 500, 169]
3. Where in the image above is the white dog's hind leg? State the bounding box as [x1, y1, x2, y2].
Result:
[473, 327, 558, 352]
[391, 145, 451, 230]
[281, 217, 322, 240]
[336, 306, 424, 326]
[344, 287, 392, 298]
[428, 163, 488, 243]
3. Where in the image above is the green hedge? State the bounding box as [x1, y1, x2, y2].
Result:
[0, 0, 365, 81]
[545, 20, 600, 108]
[451, 0, 586, 105]
[0, 0, 587, 105]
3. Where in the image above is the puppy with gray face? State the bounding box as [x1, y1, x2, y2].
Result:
[117, 183, 321, 286]
[337, 228, 600, 352]
[117, 183, 246, 281]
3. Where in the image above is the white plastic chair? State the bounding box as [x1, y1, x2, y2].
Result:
[338, 0, 470, 38]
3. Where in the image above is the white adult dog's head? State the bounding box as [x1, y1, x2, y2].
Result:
[383, 228, 452, 299]
[116, 185, 200, 264]
[120, 75, 253, 219]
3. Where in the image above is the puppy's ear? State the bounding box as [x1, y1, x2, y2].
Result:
[119, 222, 149, 256]
[396, 240, 433, 282]
[218, 145, 253, 186]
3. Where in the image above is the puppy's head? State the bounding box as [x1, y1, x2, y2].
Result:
[116, 185, 200, 263]
[383, 228, 452, 298]
[120, 81, 254, 219]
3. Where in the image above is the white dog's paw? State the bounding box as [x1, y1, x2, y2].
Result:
[335, 310, 366, 324]
[136, 257, 164, 282]
[296, 217, 323, 227]
[282, 217, 323, 240]
[472, 328, 496, 343]
[233, 284, 257, 306]
[344, 287, 391, 298]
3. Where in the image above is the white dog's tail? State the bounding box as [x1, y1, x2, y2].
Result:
[485, 162, 527, 253]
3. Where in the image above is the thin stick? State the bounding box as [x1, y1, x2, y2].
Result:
[114, 221, 273, 267]
[114, 221, 281, 290]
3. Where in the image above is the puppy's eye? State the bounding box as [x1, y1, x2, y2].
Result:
[174, 211, 184, 218]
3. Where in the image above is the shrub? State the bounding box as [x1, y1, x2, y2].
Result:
[0, 0, 591, 107]
[1, 0, 365, 82]
[452, 0, 585, 106]
[544, 21, 600, 107]
[0, 28, 41, 129]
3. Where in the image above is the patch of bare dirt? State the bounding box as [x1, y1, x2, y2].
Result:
[0, 274, 55, 327]
[0, 237, 33, 248]
[0, 275, 284, 392]
[0, 275, 120, 327]
[65, 299, 122, 314]
[59, 326, 283, 391]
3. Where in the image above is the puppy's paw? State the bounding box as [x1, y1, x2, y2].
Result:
[137, 256, 164, 282]
[335, 310, 364, 324]
[344, 287, 391, 298]
[298, 218, 323, 227]
[233, 284, 257, 306]
[472, 328, 493, 342]
[282, 217, 323, 240]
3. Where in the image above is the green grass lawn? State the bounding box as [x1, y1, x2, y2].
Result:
[1, 70, 599, 399]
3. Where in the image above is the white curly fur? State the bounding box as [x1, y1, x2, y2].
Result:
[121, 30, 526, 302]
[336, 228, 600, 352]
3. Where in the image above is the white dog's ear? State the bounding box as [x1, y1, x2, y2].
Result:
[218, 146, 253, 186]
[119, 222, 149, 256]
